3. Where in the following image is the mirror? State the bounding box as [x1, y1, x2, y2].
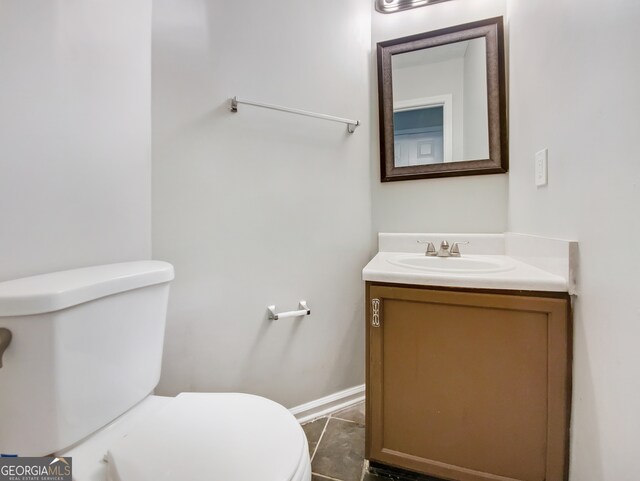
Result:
[377, 17, 507, 181]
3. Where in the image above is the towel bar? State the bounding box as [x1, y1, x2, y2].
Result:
[268, 301, 310, 320]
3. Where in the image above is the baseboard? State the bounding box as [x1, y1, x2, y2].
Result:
[289, 384, 365, 424]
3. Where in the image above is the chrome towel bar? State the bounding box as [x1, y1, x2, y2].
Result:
[268, 301, 310, 321]
[230, 96, 360, 133]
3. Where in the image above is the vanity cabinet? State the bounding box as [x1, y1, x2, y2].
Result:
[365, 282, 571, 481]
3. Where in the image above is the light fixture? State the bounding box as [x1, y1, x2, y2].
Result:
[375, 0, 452, 14]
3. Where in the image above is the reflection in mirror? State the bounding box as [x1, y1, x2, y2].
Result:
[377, 17, 507, 181]
[392, 38, 488, 166]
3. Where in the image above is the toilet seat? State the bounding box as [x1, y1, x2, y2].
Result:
[104, 393, 310, 481]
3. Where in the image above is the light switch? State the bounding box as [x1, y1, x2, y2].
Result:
[535, 149, 548, 187]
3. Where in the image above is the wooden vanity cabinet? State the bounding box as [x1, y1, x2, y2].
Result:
[365, 283, 572, 481]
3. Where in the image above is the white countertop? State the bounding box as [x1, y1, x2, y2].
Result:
[363, 252, 568, 292]
[363, 233, 578, 293]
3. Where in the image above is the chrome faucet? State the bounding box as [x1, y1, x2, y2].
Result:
[418, 240, 469, 257]
[436, 240, 451, 257]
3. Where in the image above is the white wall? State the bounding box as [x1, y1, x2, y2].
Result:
[507, 1, 640, 479]
[371, 0, 508, 234]
[0, 1, 152, 282]
[152, 0, 372, 407]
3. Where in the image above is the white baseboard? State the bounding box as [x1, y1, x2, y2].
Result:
[289, 384, 365, 424]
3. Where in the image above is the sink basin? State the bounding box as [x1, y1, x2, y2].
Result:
[387, 255, 516, 274]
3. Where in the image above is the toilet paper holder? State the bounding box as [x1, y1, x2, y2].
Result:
[268, 301, 310, 321]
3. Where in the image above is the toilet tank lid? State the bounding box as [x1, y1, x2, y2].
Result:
[0, 261, 174, 317]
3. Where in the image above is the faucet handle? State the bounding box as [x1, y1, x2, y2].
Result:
[450, 241, 469, 257]
[417, 240, 437, 256]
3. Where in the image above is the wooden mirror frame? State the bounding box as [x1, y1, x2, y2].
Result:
[377, 17, 508, 182]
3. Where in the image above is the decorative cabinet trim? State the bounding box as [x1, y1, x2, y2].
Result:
[371, 298, 381, 327]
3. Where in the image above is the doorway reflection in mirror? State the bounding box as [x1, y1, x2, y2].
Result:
[391, 37, 489, 167]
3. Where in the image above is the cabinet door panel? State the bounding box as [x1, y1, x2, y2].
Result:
[366, 285, 570, 481]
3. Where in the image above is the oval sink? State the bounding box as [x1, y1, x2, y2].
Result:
[387, 255, 516, 274]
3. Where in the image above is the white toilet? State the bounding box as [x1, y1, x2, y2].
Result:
[0, 261, 311, 481]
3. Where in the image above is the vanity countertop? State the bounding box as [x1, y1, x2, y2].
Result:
[363, 233, 578, 294]
[363, 252, 568, 292]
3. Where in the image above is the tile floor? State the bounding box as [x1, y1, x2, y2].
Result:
[302, 401, 367, 481]
[302, 401, 438, 481]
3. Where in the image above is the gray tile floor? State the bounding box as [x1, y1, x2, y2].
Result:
[302, 401, 401, 481]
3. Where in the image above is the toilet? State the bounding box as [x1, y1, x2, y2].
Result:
[0, 261, 311, 481]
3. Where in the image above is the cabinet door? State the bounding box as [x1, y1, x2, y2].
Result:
[366, 285, 570, 481]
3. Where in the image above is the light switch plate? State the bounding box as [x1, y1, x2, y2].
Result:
[535, 149, 548, 187]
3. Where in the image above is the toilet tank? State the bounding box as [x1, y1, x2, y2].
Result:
[0, 261, 174, 456]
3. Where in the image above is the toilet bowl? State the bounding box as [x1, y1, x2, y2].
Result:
[0, 262, 311, 481]
[60, 393, 311, 481]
